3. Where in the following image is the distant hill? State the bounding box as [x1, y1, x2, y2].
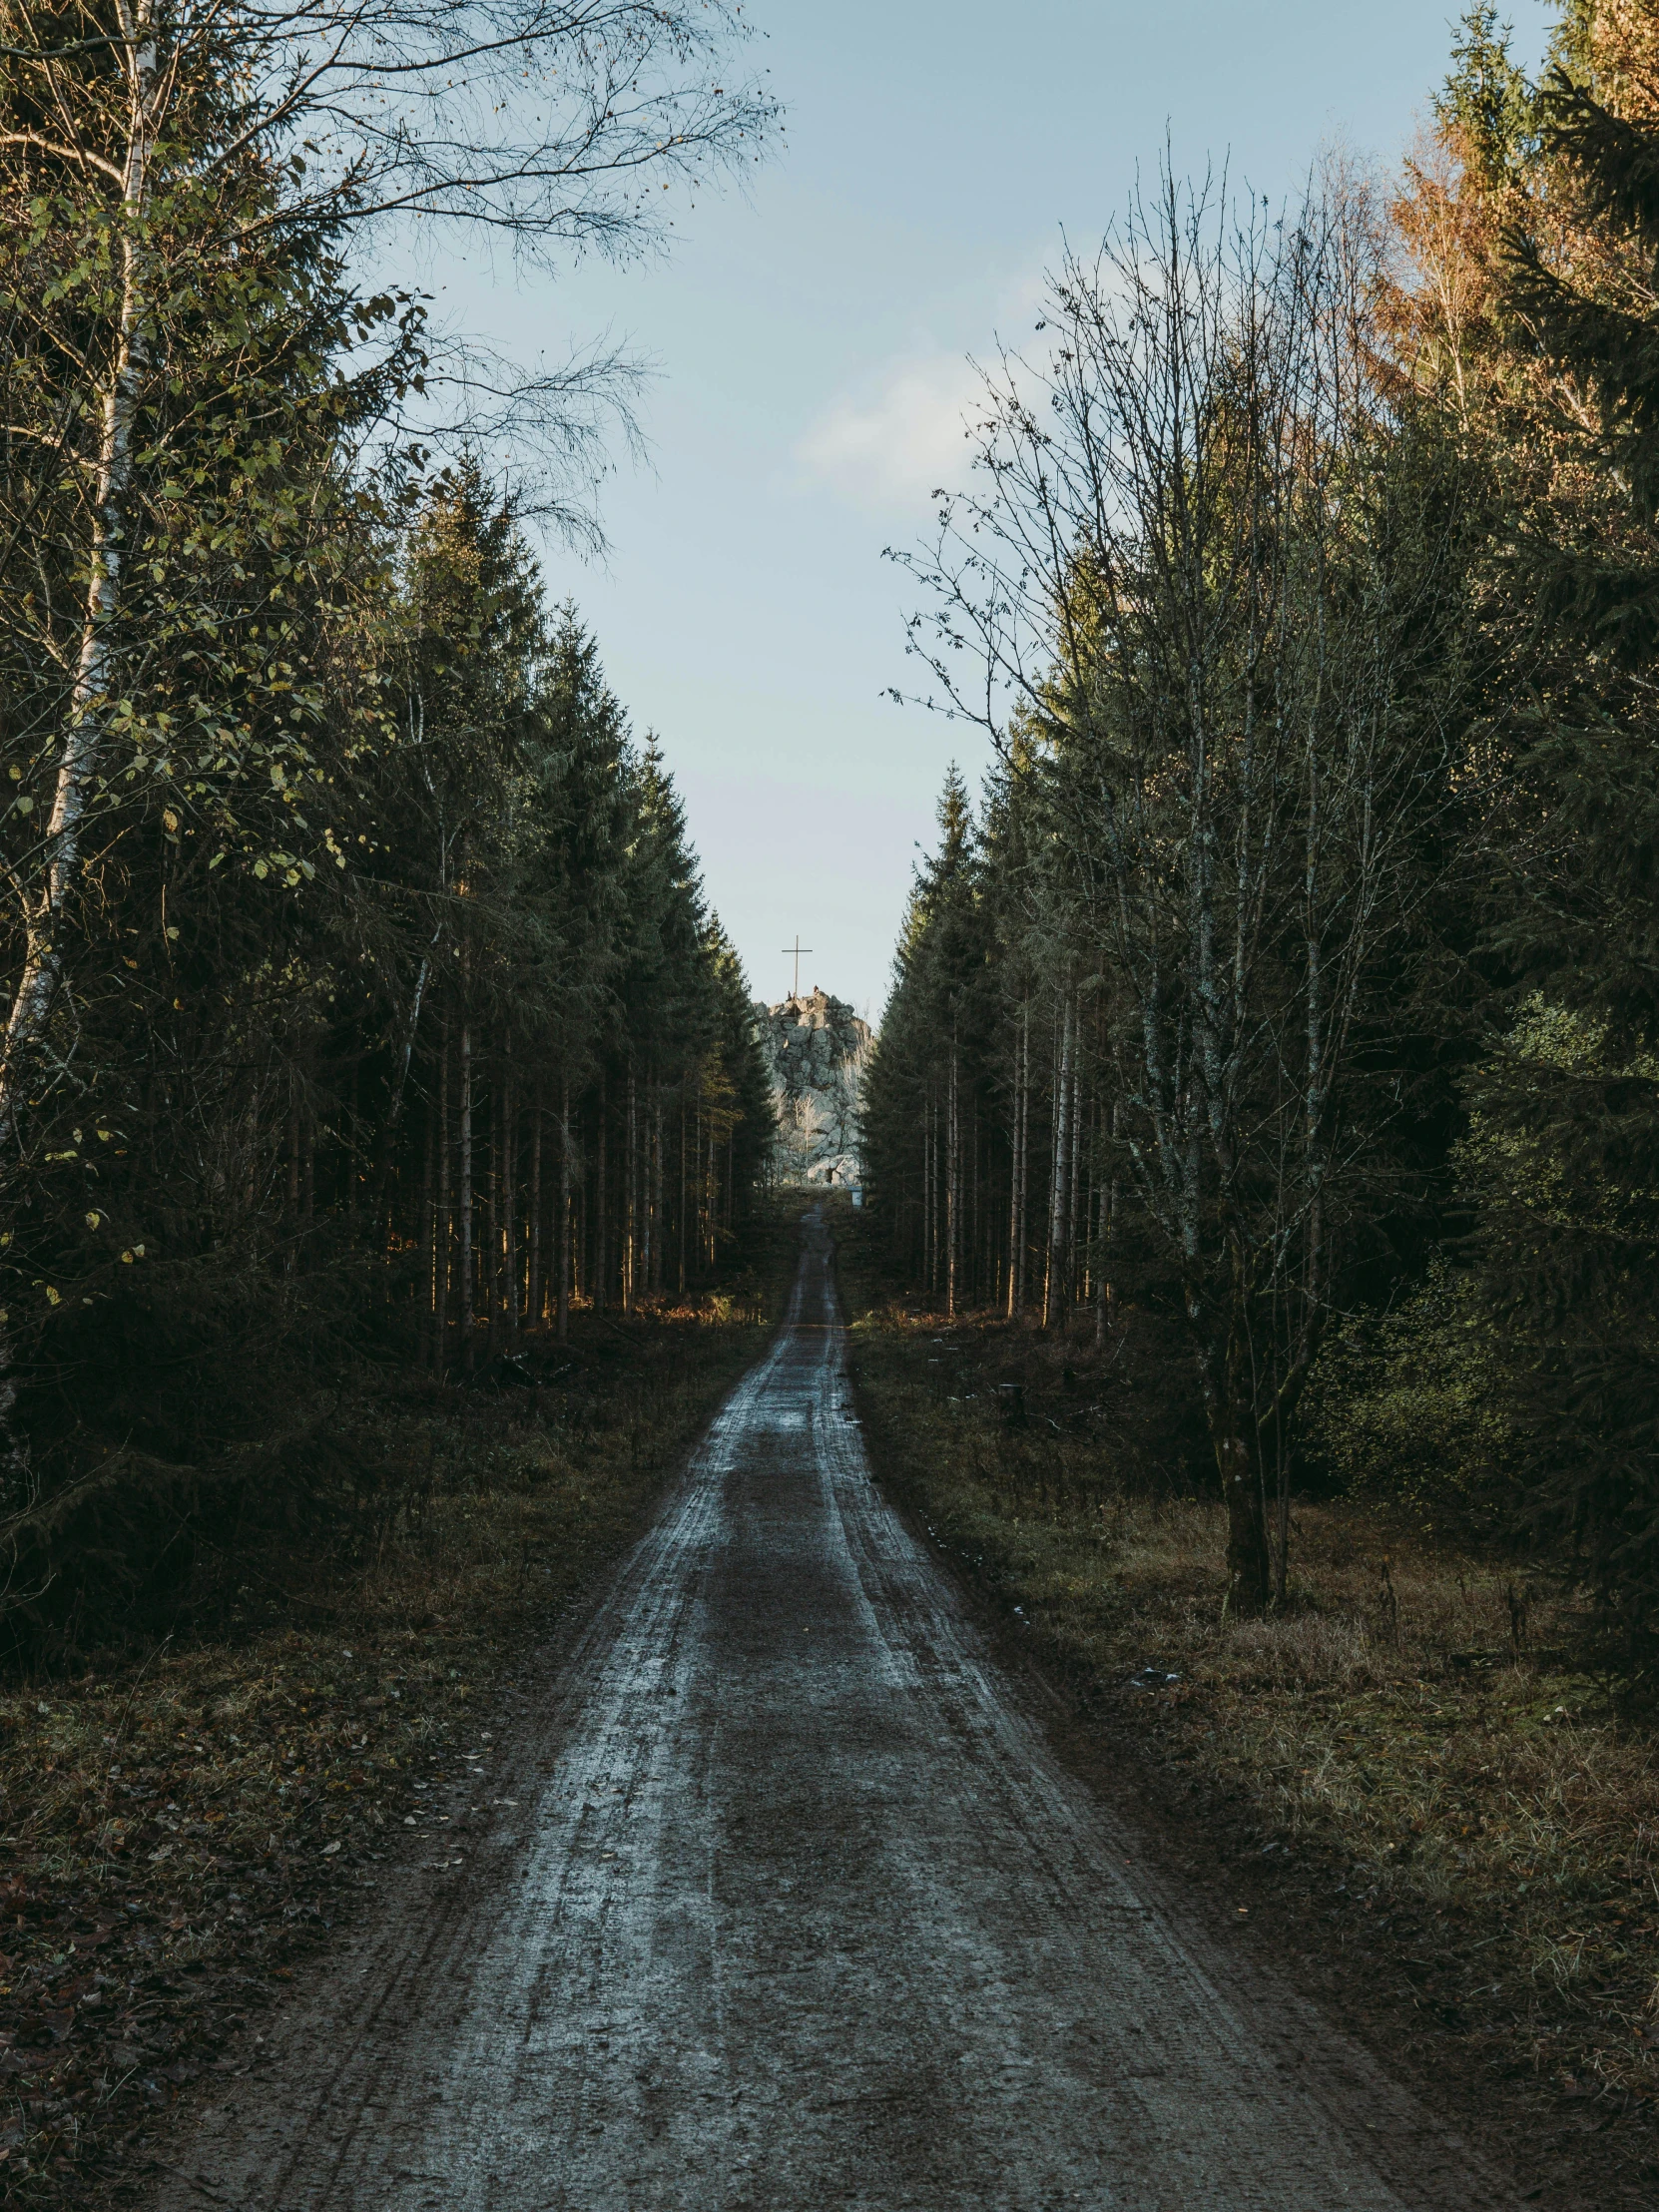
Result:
[754, 986, 872, 1188]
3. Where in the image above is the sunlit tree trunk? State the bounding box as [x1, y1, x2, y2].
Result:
[0, 10, 159, 1145]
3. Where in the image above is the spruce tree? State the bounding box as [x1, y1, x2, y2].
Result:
[1479, 10, 1659, 1651]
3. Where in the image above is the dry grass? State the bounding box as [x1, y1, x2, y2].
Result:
[833, 1205, 1659, 2156]
[0, 1244, 793, 2206]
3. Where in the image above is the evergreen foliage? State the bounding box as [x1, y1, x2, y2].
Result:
[0, 1, 776, 1662]
[862, 5, 1659, 1656]
[1480, 8, 1659, 1650]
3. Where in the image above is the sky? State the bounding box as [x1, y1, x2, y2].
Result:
[411, 1, 1552, 1023]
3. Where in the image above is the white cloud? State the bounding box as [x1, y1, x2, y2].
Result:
[794, 352, 988, 514]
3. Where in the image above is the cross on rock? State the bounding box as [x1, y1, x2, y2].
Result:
[782, 935, 815, 1000]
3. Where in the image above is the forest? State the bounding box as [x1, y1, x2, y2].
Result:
[9, 3, 1659, 2204]
[863, 1, 1659, 1653]
[0, 0, 777, 1662]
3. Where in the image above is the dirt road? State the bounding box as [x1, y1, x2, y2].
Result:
[157, 1211, 1515, 2210]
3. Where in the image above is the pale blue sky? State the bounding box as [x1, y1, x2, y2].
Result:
[419, 2, 1550, 1020]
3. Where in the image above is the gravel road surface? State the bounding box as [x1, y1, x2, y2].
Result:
[156, 1209, 1516, 2211]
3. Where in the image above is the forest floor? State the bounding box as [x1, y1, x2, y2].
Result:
[831, 1196, 1659, 2210]
[0, 1208, 798, 2208]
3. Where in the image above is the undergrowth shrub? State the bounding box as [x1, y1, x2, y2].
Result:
[1301, 1256, 1514, 1538]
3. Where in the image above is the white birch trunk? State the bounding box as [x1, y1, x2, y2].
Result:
[0, 9, 159, 1144]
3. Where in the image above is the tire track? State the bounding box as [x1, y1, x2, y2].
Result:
[155, 1210, 1517, 2211]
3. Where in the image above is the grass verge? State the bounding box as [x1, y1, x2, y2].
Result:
[830, 1195, 1659, 2208]
[0, 1204, 799, 2206]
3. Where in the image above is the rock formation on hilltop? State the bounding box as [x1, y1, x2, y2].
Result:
[754, 985, 872, 1187]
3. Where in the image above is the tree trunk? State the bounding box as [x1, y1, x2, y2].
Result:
[557, 1075, 572, 1345]
[502, 1056, 519, 1348]
[1044, 994, 1075, 1330]
[459, 1020, 474, 1372]
[434, 1019, 451, 1371]
[640, 1084, 654, 1298]
[576, 1100, 588, 1305]
[528, 1078, 543, 1329]
[653, 1100, 665, 1295]
[0, 26, 158, 1143]
[369, 948, 433, 1219]
[1217, 1420, 1272, 1613]
[623, 1067, 637, 1313]
[595, 1078, 608, 1311]
[1010, 1006, 1028, 1319]
[691, 1097, 702, 1281]
[1066, 1053, 1082, 1311]
[1095, 1101, 1118, 1352]
[286, 1089, 301, 1224]
[419, 1076, 434, 1334]
[345, 1062, 359, 1237]
[945, 1038, 959, 1321]
[925, 1091, 936, 1298]
[486, 1054, 502, 1359]
[970, 1089, 980, 1307]
[678, 1098, 688, 1295]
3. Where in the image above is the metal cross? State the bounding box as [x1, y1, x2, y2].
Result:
[782, 936, 815, 999]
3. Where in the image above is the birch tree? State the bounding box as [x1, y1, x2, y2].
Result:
[0, 0, 774, 1146]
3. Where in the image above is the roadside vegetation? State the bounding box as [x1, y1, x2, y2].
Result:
[867, 0, 1659, 1681]
[834, 1194, 1659, 2202]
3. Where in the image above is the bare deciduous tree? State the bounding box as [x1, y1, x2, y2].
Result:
[898, 168, 1476, 1605]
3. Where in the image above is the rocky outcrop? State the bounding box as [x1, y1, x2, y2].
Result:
[754, 986, 872, 1187]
